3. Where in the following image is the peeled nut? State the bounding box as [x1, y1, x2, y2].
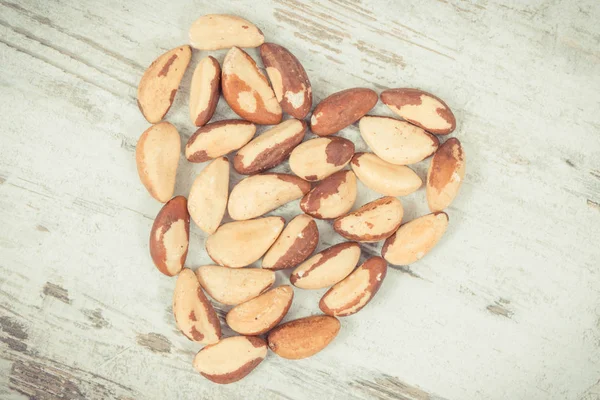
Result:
[381, 88, 456, 135]
[234, 119, 306, 175]
[226, 286, 294, 335]
[427, 138, 465, 212]
[333, 197, 403, 242]
[310, 88, 378, 136]
[290, 242, 361, 289]
[289, 137, 355, 182]
[137, 46, 191, 123]
[149, 196, 189, 276]
[228, 173, 311, 221]
[319, 256, 387, 317]
[382, 212, 449, 265]
[260, 43, 312, 119]
[206, 217, 285, 268]
[359, 115, 439, 165]
[188, 157, 229, 234]
[193, 336, 267, 384]
[300, 170, 357, 219]
[351, 152, 422, 196]
[173, 268, 221, 344]
[189, 56, 221, 126]
[222, 47, 282, 125]
[267, 315, 340, 359]
[262, 214, 319, 270]
[136, 122, 180, 203]
[185, 120, 256, 163]
[196, 265, 275, 305]
[189, 14, 264, 50]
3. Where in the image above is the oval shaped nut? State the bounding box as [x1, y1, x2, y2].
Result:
[260, 43, 312, 119]
[381, 88, 456, 135]
[234, 119, 306, 174]
[222, 47, 282, 125]
[262, 214, 319, 270]
[206, 217, 285, 268]
[310, 88, 378, 136]
[290, 242, 361, 289]
[188, 157, 229, 234]
[228, 174, 311, 221]
[289, 137, 355, 182]
[193, 336, 267, 384]
[173, 268, 221, 344]
[267, 315, 340, 359]
[226, 286, 294, 335]
[136, 122, 180, 203]
[333, 197, 403, 242]
[382, 212, 449, 265]
[351, 152, 422, 196]
[149, 196, 190, 276]
[359, 116, 440, 165]
[427, 138, 465, 212]
[186, 120, 256, 163]
[189, 56, 221, 127]
[189, 15, 264, 51]
[196, 265, 275, 305]
[137, 46, 191, 123]
[300, 170, 357, 220]
[319, 256, 387, 317]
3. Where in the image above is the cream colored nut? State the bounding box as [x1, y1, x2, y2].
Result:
[137, 46, 191, 123]
[136, 122, 180, 203]
[382, 212, 449, 265]
[427, 138, 465, 212]
[262, 214, 319, 270]
[381, 88, 456, 135]
[234, 119, 306, 175]
[206, 217, 285, 268]
[267, 315, 340, 359]
[189, 56, 221, 127]
[289, 137, 355, 182]
[189, 15, 264, 51]
[173, 268, 221, 344]
[333, 197, 403, 242]
[193, 336, 267, 384]
[319, 256, 387, 317]
[226, 286, 294, 335]
[188, 157, 229, 234]
[300, 170, 357, 220]
[359, 115, 439, 165]
[185, 120, 256, 163]
[228, 173, 311, 221]
[351, 152, 422, 196]
[310, 88, 378, 136]
[222, 47, 282, 125]
[196, 265, 275, 305]
[290, 242, 360, 289]
[149, 196, 189, 276]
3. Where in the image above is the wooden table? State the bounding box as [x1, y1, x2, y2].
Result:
[1, 0, 599, 399]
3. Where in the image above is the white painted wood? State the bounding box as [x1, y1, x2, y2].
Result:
[0, 0, 599, 399]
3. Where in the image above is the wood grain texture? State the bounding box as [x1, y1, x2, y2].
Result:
[0, 0, 599, 399]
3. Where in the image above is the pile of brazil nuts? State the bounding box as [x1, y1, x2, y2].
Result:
[136, 14, 465, 384]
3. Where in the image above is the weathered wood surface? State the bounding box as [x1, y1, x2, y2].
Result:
[1, 0, 599, 399]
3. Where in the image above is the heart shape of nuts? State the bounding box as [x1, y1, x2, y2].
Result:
[136, 13, 465, 385]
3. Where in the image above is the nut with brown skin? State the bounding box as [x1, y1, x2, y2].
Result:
[427, 138, 465, 212]
[137, 45, 191, 123]
[333, 197, 403, 242]
[319, 256, 387, 317]
[300, 170, 357, 220]
[196, 265, 275, 306]
[185, 120, 256, 163]
[173, 268, 221, 344]
[351, 152, 422, 196]
[189, 56, 221, 127]
[193, 336, 267, 384]
[267, 315, 340, 359]
[310, 88, 378, 136]
[289, 137, 355, 182]
[359, 115, 439, 165]
[260, 43, 312, 119]
[262, 214, 319, 270]
[149, 196, 189, 277]
[188, 157, 229, 235]
[189, 15, 265, 51]
[381, 88, 456, 135]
